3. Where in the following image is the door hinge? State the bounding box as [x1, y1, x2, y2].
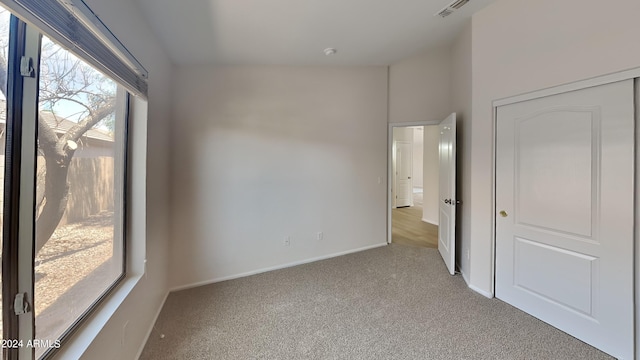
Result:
[14, 292, 31, 315]
[20, 56, 34, 78]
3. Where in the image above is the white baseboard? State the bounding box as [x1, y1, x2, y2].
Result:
[135, 291, 169, 360]
[170, 242, 389, 293]
[460, 269, 470, 285]
[469, 283, 493, 299]
[422, 217, 438, 226]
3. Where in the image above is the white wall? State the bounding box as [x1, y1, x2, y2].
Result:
[469, 0, 640, 297]
[450, 21, 472, 280]
[170, 66, 388, 289]
[55, 0, 174, 359]
[388, 46, 452, 123]
[422, 126, 439, 225]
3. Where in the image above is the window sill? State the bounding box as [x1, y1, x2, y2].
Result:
[49, 274, 143, 360]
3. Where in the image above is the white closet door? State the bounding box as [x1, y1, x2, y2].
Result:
[495, 80, 634, 359]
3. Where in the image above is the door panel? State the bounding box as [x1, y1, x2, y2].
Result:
[438, 113, 456, 275]
[396, 141, 412, 207]
[439, 209, 451, 253]
[516, 109, 597, 237]
[496, 80, 634, 359]
[514, 237, 598, 316]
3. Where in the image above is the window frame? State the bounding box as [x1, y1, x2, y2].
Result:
[0, 9, 137, 359]
[2, 15, 29, 359]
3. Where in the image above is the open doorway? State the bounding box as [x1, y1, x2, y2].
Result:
[390, 125, 439, 248]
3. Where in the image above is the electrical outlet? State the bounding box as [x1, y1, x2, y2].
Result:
[316, 232, 323, 241]
[284, 237, 291, 246]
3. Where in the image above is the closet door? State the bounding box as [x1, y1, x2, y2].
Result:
[495, 80, 634, 359]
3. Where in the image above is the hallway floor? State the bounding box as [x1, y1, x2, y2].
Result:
[392, 191, 438, 248]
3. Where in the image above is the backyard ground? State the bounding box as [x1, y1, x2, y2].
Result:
[0, 211, 116, 348]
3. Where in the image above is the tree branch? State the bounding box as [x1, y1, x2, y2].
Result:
[62, 97, 116, 143]
[38, 112, 61, 156]
[39, 95, 93, 117]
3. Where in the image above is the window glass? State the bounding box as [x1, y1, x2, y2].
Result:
[34, 35, 126, 358]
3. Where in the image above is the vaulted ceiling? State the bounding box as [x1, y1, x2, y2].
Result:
[133, 0, 497, 66]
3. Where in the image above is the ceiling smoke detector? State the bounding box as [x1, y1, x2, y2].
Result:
[435, 0, 470, 17]
[324, 48, 337, 56]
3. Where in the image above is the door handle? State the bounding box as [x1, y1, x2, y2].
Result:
[408, 177, 411, 179]
[499, 210, 508, 218]
[444, 199, 451, 204]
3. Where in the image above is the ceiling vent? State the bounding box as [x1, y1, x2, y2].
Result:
[436, 0, 470, 17]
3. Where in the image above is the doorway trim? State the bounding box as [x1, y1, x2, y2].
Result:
[387, 121, 441, 244]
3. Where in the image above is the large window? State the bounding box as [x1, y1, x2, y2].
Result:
[0, 1, 141, 358]
[33, 36, 127, 359]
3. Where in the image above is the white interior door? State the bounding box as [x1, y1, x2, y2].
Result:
[438, 113, 456, 275]
[395, 141, 412, 208]
[495, 80, 634, 359]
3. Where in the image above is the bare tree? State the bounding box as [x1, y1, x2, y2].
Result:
[0, 30, 117, 253]
[34, 40, 117, 253]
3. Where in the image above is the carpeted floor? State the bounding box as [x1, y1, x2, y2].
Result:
[140, 244, 611, 360]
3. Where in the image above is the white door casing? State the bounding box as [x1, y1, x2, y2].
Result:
[395, 141, 412, 208]
[495, 80, 634, 359]
[438, 113, 456, 275]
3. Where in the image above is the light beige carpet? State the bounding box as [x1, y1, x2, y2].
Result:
[140, 244, 611, 360]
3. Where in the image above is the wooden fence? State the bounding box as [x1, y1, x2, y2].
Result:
[0, 156, 115, 228]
